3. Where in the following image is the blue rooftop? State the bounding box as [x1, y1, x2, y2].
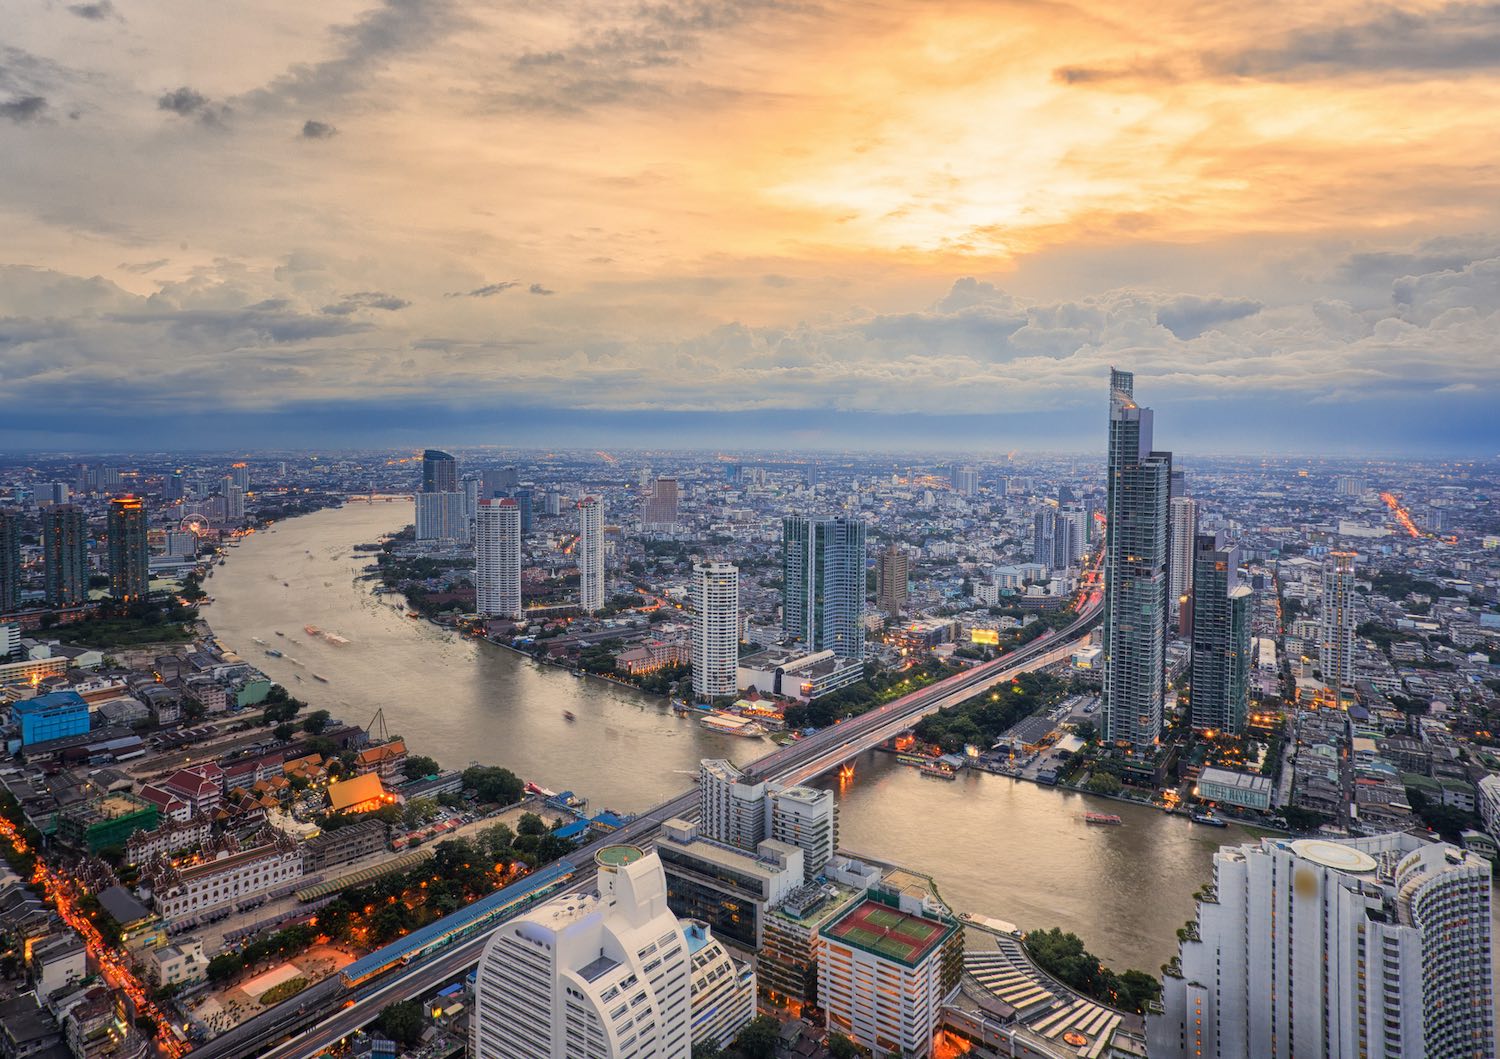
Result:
[13, 691, 87, 714]
[684, 922, 710, 955]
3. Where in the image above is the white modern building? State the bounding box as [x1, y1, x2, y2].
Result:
[1169, 496, 1198, 622]
[691, 561, 739, 700]
[1151, 833, 1494, 1059]
[697, 759, 837, 881]
[416, 490, 469, 543]
[1319, 551, 1357, 704]
[475, 498, 522, 618]
[578, 496, 605, 614]
[472, 845, 692, 1059]
[685, 922, 756, 1050]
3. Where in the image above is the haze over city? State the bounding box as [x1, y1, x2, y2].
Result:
[3, 0, 1499, 451]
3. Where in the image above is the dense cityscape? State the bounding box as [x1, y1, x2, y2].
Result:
[0, 369, 1496, 1059]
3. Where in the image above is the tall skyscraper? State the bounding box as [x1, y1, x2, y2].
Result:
[1319, 551, 1358, 705]
[42, 505, 88, 608]
[1188, 534, 1251, 734]
[481, 465, 518, 497]
[107, 496, 149, 603]
[642, 477, 680, 531]
[1169, 496, 1199, 627]
[43, 482, 70, 506]
[577, 496, 605, 614]
[1151, 833, 1494, 1059]
[421, 449, 457, 493]
[691, 561, 739, 700]
[1032, 506, 1056, 570]
[544, 489, 563, 517]
[950, 465, 979, 496]
[0, 509, 20, 614]
[164, 471, 185, 501]
[223, 483, 246, 522]
[415, 492, 468, 542]
[472, 846, 692, 1059]
[1101, 368, 1172, 752]
[697, 759, 838, 881]
[782, 515, 866, 661]
[229, 462, 250, 491]
[875, 543, 909, 616]
[474, 498, 522, 619]
[511, 486, 534, 534]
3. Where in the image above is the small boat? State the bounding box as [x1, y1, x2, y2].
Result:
[1190, 812, 1228, 827]
[562, 710, 576, 721]
[274, 631, 285, 637]
[1083, 812, 1123, 825]
[282, 582, 289, 587]
[293, 674, 302, 681]
[312, 673, 329, 683]
[304, 625, 321, 636]
[252, 637, 267, 646]
[324, 634, 350, 645]
[919, 762, 957, 780]
[265, 649, 283, 658]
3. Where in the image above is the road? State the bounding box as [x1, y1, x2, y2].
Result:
[194, 598, 1102, 1059]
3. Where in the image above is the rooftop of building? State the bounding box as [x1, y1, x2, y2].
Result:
[821, 892, 956, 968]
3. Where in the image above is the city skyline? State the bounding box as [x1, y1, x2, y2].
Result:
[3, 3, 1500, 452]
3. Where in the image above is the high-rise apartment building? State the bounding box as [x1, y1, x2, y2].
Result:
[1334, 475, 1367, 497]
[1319, 551, 1357, 705]
[1101, 368, 1173, 752]
[1151, 834, 1494, 1059]
[42, 482, 70, 506]
[475, 498, 522, 619]
[818, 890, 963, 1058]
[577, 496, 605, 614]
[1032, 506, 1056, 570]
[544, 490, 563, 517]
[414, 491, 469, 543]
[42, 505, 89, 608]
[782, 516, 866, 661]
[511, 486, 534, 534]
[1169, 496, 1198, 626]
[164, 471, 185, 501]
[697, 760, 837, 881]
[472, 845, 693, 1059]
[0, 509, 20, 613]
[875, 544, 909, 616]
[229, 462, 250, 491]
[1188, 534, 1251, 734]
[691, 561, 738, 700]
[421, 449, 457, 493]
[481, 465, 518, 497]
[950, 465, 978, 496]
[643, 477, 680, 531]
[107, 496, 149, 603]
[223, 483, 246, 522]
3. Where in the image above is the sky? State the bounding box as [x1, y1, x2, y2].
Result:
[2, 0, 1498, 454]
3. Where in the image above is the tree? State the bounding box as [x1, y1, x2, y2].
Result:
[1085, 771, 1122, 796]
[403, 755, 440, 780]
[375, 999, 425, 1048]
[517, 812, 546, 837]
[402, 798, 439, 828]
[462, 765, 524, 806]
[274, 722, 296, 743]
[692, 1042, 722, 1059]
[206, 952, 244, 983]
[734, 1016, 781, 1059]
[302, 709, 331, 735]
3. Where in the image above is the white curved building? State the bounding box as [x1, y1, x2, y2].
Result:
[691, 561, 739, 700]
[473, 846, 692, 1059]
[475, 498, 522, 619]
[1150, 833, 1493, 1059]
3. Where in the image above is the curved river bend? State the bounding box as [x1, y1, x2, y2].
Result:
[210, 503, 1497, 980]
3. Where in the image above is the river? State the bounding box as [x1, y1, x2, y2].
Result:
[207, 502, 1494, 981]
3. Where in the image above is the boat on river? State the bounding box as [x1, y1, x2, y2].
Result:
[265, 649, 283, 658]
[563, 710, 576, 721]
[920, 762, 958, 780]
[1082, 812, 1123, 825]
[313, 673, 329, 683]
[1190, 812, 1228, 828]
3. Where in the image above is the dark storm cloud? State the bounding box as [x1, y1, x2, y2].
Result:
[320, 290, 411, 315]
[301, 119, 338, 139]
[528, 283, 555, 295]
[243, 0, 471, 111]
[158, 86, 231, 126]
[1055, 3, 1500, 85]
[445, 281, 519, 298]
[1155, 294, 1263, 339]
[67, 1, 118, 20]
[0, 95, 47, 122]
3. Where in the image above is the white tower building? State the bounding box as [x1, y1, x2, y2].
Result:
[1150, 833, 1494, 1059]
[475, 498, 522, 618]
[691, 561, 739, 700]
[578, 496, 605, 614]
[697, 759, 837, 882]
[1169, 496, 1198, 623]
[1319, 551, 1357, 704]
[472, 846, 693, 1059]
